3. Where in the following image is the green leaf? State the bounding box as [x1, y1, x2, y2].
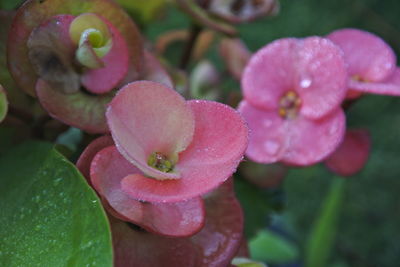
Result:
[249, 229, 299, 264]
[0, 142, 112, 267]
[305, 177, 346, 267]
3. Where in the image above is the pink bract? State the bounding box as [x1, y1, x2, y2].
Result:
[111, 178, 244, 267]
[327, 28, 400, 96]
[77, 135, 205, 237]
[241, 37, 347, 119]
[106, 81, 248, 203]
[325, 129, 371, 177]
[239, 37, 347, 165]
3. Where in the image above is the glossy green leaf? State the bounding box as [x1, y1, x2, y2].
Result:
[249, 229, 299, 264]
[0, 142, 112, 267]
[305, 178, 346, 267]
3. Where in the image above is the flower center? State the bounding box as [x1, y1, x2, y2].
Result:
[352, 74, 369, 82]
[279, 90, 301, 119]
[147, 152, 174, 173]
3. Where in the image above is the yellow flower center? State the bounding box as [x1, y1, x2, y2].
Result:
[147, 152, 174, 173]
[278, 90, 301, 119]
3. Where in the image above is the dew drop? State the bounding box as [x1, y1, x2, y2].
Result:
[263, 140, 281, 155]
[53, 177, 62, 186]
[300, 78, 312, 88]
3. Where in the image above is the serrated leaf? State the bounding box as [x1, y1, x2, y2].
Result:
[0, 142, 112, 267]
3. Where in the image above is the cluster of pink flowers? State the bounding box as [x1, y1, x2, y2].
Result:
[237, 28, 400, 176]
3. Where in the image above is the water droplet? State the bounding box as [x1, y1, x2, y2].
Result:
[53, 177, 62, 186]
[300, 78, 312, 88]
[263, 140, 281, 155]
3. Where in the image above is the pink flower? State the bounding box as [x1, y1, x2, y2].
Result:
[78, 80, 248, 236]
[238, 37, 347, 165]
[325, 129, 371, 177]
[327, 28, 400, 97]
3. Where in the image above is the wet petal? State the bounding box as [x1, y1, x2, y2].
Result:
[76, 135, 114, 181]
[282, 109, 346, 166]
[36, 79, 112, 133]
[325, 129, 370, 176]
[296, 37, 347, 119]
[106, 81, 195, 180]
[191, 178, 244, 267]
[327, 28, 396, 82]
[120, 100, 248, 203]
[237, 100, 286, 164]
[348, 67, 400, 96]
[242, 38, 297, 111]
[111, 178, 243, 267]
[91, 146, 205, 237]
[111, 216, 198, 267]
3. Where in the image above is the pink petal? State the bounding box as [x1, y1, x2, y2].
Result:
[348, 67, 400, 96]
[325, 129, 371, 176]
[81, 17, 129, 94]
[348, 80, 400, 96]
[282, 109, 346, 166]
[327, 28, 396, 82]
[91, 146, 205, 237]
[238, 101, 346, 166]
[106, 81, 195, 180]
[110, 216, 198, 267]
[120, 100, 248, 203]
[242, 37, 347, 119]
[111, 178, 243, 267]
[191, 178, 244, 267]
[295, 37, 347, 119]
[237, 100, 286, 164]
[242, 38, 297, 111]
[76, 135, 114, 181]
[36, 79, 112, 134]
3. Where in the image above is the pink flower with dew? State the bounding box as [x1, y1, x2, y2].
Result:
[238, 37, 347, 166]
[327, 28, 400, 97]
[325, 129, 371, 177]
[78, 80, 248, 236]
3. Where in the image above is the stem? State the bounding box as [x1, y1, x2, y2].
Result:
[179, 23, 202, 70]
